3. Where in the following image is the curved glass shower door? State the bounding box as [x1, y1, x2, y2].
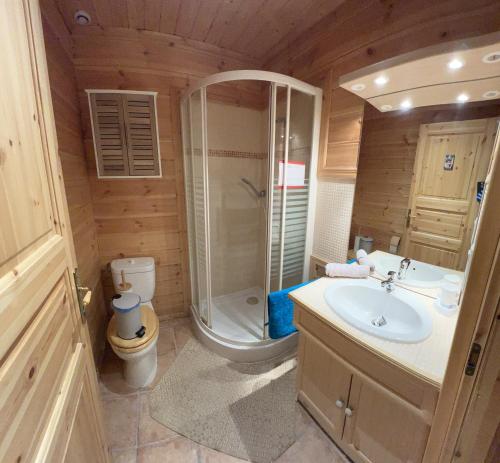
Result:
[181, 71, 321, 349]
[206, 81, 270, 342]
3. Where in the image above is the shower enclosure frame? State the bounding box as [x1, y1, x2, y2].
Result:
[181, 70, 322, 361]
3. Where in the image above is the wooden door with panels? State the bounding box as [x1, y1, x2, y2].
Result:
[0, 1, 109, 462]
[402, 119, 496, 270]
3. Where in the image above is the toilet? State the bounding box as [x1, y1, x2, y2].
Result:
[106, 257, 160, 388]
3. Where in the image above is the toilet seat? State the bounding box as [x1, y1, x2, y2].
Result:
[107, 306, 159, 354]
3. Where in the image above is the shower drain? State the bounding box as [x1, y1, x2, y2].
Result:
[246, 296, 259, 305]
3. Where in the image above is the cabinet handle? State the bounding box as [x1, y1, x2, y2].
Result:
[335, 399, 344, 409]
[345, 407, 354, 417]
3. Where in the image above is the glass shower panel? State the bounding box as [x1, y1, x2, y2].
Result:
[189, 90, 209, 324]
[181, 99, 199, 311]
[206, 81, 270, 341]
[269, 86, 288, 291]
[282, 89, 315, 287]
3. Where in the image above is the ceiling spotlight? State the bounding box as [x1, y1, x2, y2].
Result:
[351, 83, 366, 92]
[482, 90, 500, 99]
[400, 99, 412, 110]
[380, 104, 393, 111]
[456, 93, 469, 103]
[447, 58, 464, 70]
[74, 10, 91, 25]
[482, 52, 500, 64]
[374, 76, 389, 86]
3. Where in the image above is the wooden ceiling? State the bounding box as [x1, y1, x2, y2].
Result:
[55, 0, 344, 61]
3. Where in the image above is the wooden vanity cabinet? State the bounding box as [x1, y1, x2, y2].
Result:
[297, 332, 352, 441]
[295, 303, 439, 463]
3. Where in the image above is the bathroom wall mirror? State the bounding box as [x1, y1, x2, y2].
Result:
[348, 99, 499, 290]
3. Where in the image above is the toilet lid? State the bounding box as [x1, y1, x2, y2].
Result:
[107, 306, 159, 353]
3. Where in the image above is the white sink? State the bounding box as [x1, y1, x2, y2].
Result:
[324, 279, 432, 343]
[370, 252, 461, 289]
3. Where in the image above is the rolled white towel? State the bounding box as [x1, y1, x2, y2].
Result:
[325, 263, 370, 278]
[356, 249, 375, 272]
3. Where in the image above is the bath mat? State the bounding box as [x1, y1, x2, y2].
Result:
[149, 339, 299, 463]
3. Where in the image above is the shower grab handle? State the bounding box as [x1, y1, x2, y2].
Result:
[241, 177, 266, 198]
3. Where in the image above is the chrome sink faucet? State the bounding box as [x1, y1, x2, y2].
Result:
[398, 257, 411, 280]
[381, 271, 396, 293]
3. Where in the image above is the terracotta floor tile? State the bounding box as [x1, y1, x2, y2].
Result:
[198, 446, 249, 463]
[111, 447, 138, 463]
[157, 323, 176, 356]
[173, 318, 195, 352]
[138, 393, 178, 446]
[137, 437, 199, 463]
[275, 421, 349, 463]
[103, 395, 140, 450]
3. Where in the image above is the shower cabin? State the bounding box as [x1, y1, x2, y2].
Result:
[181, 71, 322, 361]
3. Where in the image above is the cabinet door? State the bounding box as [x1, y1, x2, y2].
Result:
[343, 373, 431, 463]
[297, 332, 352, 440]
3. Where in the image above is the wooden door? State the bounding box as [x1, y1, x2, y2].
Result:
[402, 119, 496, 270]
[0, 1, 109, 462]
[297, 332, 353, 441]
[342, 373, 431, 463]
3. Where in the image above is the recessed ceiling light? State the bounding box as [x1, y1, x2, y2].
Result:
[483, 90, 500, 99]
[74, 10, 91, 25]
[351, 83, 366, 92]
[374, 76, 389, 86]
[447, 58, 464, 70]
[400, 99, 412, 110]
[380, 104, 393, 111]
[482, 52, 500, 64]
[456, 93, 469, 103]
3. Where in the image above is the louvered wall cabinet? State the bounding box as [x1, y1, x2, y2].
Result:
[87, 90, 161, 178]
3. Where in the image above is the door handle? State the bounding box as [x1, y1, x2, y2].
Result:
[73, 268, 91, 322]
[81, 288, 92, 306]
[345, 407, 354, 417]
[335, 399, 344, 409]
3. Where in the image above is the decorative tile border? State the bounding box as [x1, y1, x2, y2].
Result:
[208, 149, 267, 160]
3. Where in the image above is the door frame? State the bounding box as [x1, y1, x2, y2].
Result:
[424, 122, 499, 462]
[401, 118, 497, 268]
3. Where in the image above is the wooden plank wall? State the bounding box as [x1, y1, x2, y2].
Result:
[41, 6, 107, 364]
[351, 103, 500, 252]
[72, 27, 258, 320]
[265, 0, 500, 167]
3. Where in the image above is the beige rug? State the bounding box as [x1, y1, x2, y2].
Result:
[149, 339, 299, 463]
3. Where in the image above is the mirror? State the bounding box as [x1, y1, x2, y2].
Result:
[348, 100, 499, 291]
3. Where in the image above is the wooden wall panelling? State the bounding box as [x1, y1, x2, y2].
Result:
[72, 28, 260, 319]
[41, 9, 107, 365]
[351, 103, 500, 252]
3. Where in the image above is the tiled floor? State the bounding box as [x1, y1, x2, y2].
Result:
[99, 317, 350, 463]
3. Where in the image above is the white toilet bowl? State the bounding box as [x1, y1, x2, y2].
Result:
[107, 306, 159, 388]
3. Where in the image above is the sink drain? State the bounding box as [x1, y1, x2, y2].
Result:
[246, 296, 259, 305]
[371, 315, 387, 327]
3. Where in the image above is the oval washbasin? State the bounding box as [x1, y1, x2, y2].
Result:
[324, 279, 432, 343]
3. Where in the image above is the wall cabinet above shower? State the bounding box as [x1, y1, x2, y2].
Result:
[318, 79, 365, 180]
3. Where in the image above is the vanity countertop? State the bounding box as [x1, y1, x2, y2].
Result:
[289, 276, 458, 386]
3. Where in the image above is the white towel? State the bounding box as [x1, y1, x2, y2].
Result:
[325, 263, 370, 278]
[356, 249, 375, 272]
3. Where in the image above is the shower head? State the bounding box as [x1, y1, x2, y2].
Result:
[241, 178, 266, 198]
